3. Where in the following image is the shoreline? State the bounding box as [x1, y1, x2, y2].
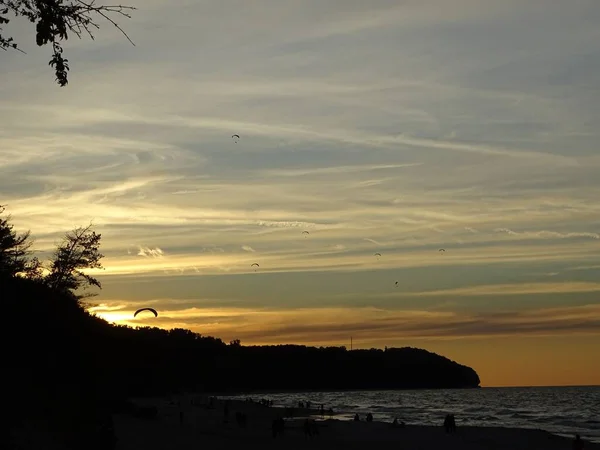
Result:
[201, 385, 481, 397]
[111, 396, 600, 449]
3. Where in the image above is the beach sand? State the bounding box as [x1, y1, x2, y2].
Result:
[112, 396, 600, 450]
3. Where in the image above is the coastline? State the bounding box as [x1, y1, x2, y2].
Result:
[110, 396, 599, 450]
[206, 385, 481, 397]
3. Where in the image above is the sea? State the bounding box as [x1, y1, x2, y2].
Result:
[221, 386, 600, 443]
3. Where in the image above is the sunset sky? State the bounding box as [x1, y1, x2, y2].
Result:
[1, 1, 599, 387]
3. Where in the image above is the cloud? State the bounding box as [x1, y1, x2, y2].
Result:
[137, 247, 164, 258]
[82, 240, 599, 278]
[241, 245, 255, 252]
[400, 282, 600, 298]
[263, 163, 424, 178]
[89, 303, 600, 345]
[494, 228, 600, 240]
[364, 238, 385, 246]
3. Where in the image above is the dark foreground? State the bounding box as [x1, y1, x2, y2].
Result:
[108, 397, 599, 450]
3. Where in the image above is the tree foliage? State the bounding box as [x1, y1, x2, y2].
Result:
[1, 205, 104, 301]
[0, 204, 34, 277]
[1, 0, 135, 86]
[45, 223, 104, 295]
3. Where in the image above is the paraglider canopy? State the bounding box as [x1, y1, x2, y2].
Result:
[374, 252, 382, 258]
[232, 134, 240, 143]
[251, 263, 259, 267]
[134, 307, 158, 318]
[439, 248, 446, 252]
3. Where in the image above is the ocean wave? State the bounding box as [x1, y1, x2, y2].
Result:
[242, 386, 600, 443]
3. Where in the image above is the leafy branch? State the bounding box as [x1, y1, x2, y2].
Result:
[1, 0, 136, 86]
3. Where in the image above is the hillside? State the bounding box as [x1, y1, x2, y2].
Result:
[4, 275, 479, 396]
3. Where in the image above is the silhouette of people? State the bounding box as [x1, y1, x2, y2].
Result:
[443, 414, 456, 433]
[354, 413, 360, 421]
[304, 418, 313, 439]
[235, 411, 247, 427]
[303, 418, 319, 438]
[272, 417, 285, 438]
[223, 400, 230, 423]
[573, 434, 585, 450]
[366, 412, 373, 422]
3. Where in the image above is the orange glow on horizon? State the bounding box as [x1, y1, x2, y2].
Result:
[91, 306, 600, 388]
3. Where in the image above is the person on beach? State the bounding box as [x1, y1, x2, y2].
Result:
[304, 419, 313, 439]
[272, 417, 285, 438]
[366, 413, 373, 422]
[235, 411, 247, 427]
[444, 414, 456, 433]
[223, 400, 230, 423]
[354, 413, 360, 421]
[573, 434, 584, 450]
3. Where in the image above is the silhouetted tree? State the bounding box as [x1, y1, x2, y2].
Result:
[1, 0, 136, 86]
[0, 204, 35, 277]
[45, 223, 104, 298]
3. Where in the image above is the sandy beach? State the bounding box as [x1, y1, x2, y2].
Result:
[112, 396, 600, 450]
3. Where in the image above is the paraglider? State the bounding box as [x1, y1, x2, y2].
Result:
[134, 308, 158, 318]
[232, 134, 240, 143]
[302, 231, 310, 237]
[251, 263, 260, 271]
[439, 248, 446, 252]
[395, 281, 398, 287]
[374, 252, 382, 259]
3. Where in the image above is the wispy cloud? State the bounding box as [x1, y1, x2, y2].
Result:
[364, 238, 385, 246]
[400, 282, 600, 298]
[263, 163, 424, 178]
[137, 247, 165, 258]
[494, 228, 600, 240]
[241, 245, 255, 252]
[89, 303, 600, 345]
